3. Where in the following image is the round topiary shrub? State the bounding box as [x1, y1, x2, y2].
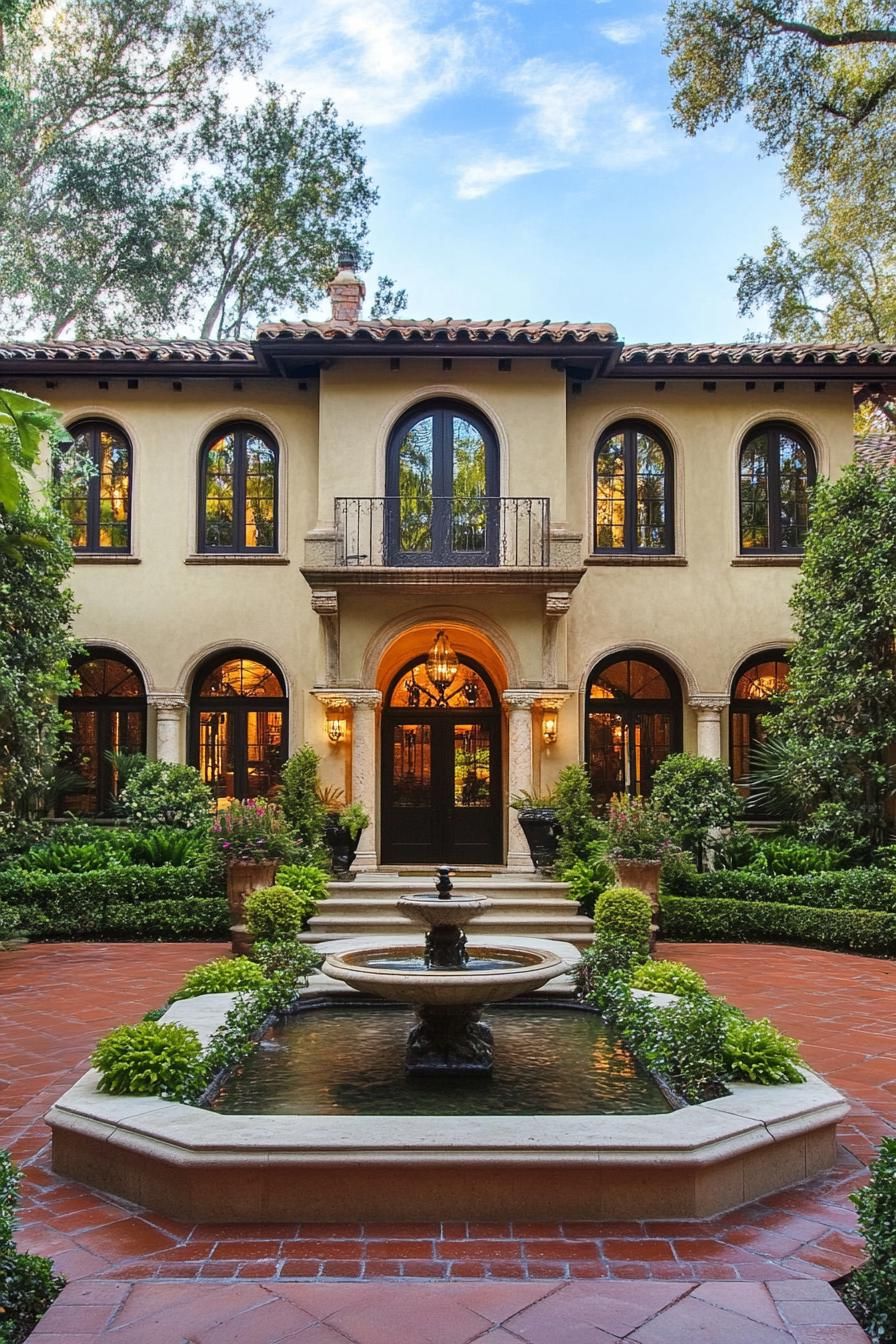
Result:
[91, 1021, 205, 1097]
[170, 956, 269, 1001]
[594, 885, 652, 954]
[629, 959, 708, 998]
[244, 884, 305, 941]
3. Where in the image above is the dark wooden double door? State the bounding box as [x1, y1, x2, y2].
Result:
[381, 710, 502, 865]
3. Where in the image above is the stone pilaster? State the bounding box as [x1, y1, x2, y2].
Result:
[542, 589, 571, 687]
[147, 694, 187, 764]
[688, 695, 729, 760]
[502, 690, 541, 872]
[337, 689, 381, 871]
[311, 589, 340, 685]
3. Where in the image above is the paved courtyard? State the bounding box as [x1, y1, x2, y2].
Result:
[3, 939, 893, 1340]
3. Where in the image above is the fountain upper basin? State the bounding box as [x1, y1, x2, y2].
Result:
[322, 944, 565, 1006]
[396, 893, 491, 928]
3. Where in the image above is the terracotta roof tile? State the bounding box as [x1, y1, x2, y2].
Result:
[0, 338, 254, 363]
[620, 342, 896, 367]
[254, 318, 620, 346]
[855, 432, 896, 468]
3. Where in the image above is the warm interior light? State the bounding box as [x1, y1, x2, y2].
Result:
[425, 629, 459, 704]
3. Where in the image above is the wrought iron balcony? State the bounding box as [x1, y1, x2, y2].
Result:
[333, 496, 551, 569]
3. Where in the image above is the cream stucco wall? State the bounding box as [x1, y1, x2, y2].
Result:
[22, 357, 858, 852]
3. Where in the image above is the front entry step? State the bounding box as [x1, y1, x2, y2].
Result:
[304, 874, 595, 950]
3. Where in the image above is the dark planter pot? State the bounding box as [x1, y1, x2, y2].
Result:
[516, 807, 560, 873]
[325, 815, 360, 880]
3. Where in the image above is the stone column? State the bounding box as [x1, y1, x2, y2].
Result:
[689, 695, 729, 760]
[148, 694, 187, 764]
[344, 689, 381, 871]
[502, 691, 540, 872]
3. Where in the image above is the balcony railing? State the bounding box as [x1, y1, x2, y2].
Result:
[334, 496, 551, 568]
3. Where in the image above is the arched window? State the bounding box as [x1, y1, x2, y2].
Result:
[385, 400, 499, 565]
[730, 650, 789, 792]
[739, 422, 815, 553]
[199, 422, 278, 553]
[58, 420, 132, 552]
[59, 649, 146, 814]
[586, 653, 682, 806]
[594, 421, 673, 554]
[190, 651, 287, 803]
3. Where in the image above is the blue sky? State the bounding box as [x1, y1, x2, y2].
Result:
[267, 0, 802, 342]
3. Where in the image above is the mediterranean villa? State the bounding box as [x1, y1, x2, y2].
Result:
[5, 258, 894, 873]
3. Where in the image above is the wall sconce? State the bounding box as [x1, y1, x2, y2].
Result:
[541, 707, 559, 745]
[325, 704, 348, 743]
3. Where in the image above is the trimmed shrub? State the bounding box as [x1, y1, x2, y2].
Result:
[650, 753, 740, 869]
[594, 886, 653, 954]
[120, 761, 213, 830]
[630, 959, 708, 998]
[663, 865, 896, 914]
[244, 885, 305, 941]
[91, 1021, 204, 1098]
[723, 1016, 804, 1085]
[275, 863, 329, 925]
[661, 895, 896, 956]
[0, 1151, 64, 1344]
[553, 763, 603, 871]
[170, 957, 268, 1000]
[845, 1136, 896, 1343]
[278, 746, 327, 860]
[0, 902, 20, 940]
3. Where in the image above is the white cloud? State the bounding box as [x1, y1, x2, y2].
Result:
[456, 154, 546, 199]
[505, 56, 621, 154]
[599, 19, 646, 44]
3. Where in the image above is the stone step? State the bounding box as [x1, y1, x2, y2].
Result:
[331, 877, 570, 895]
[302, 926, 594, 950]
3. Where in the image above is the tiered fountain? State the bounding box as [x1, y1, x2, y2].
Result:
[322, 865, 565, 1072]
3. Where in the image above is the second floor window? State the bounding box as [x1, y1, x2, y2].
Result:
[200, 422, 278, 553]
[594, 421, 673, 554]
[739, 422, 815, 553]
[59, 420, 132, 552]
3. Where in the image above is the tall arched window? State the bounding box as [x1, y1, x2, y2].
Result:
[730, 650, 789, 792]
[59, 649, 146, 814]
[199, 422, 278, 553]
[58, 420, 132, 552]
[586, 653, 682, 806]
[385, 400, 499, 564]
[594, 421, 673, 554]
[739, 422, 815, 553]
[190, 651, 287, 803]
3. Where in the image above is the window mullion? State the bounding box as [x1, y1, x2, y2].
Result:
[769, 430, 781, 553]
[87, 432, 101, 550]
[234, 431, 246, 554]
[626, 432, 636, 553]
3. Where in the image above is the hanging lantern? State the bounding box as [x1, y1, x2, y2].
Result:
[426, 629, 459, 705]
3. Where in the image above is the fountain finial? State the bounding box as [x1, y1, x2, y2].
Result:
[436, 865, 453, 899]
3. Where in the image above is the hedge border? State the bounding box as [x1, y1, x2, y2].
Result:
[661, 895, 896, 956]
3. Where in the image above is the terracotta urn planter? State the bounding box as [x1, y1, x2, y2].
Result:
[612, 857, 662, 914]
[225, 859, 279, 924]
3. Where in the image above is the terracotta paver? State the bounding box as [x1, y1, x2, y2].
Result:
[1, 939, 888, 1339]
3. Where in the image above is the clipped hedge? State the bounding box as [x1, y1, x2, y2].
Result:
[665, 865, 896, 914]
[662, 895, 896, 956]
[0, 864, 227, 941]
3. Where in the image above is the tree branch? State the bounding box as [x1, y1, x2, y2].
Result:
[750, 5, 896, 46]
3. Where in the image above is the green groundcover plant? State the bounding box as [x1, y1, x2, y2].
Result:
[0, 1151, 64, 1344]
[844, 1137, 896, 1343]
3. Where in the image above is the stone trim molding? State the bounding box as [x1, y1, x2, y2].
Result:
[312, 688, 381, 709]
[146, 694, 188, 713]
[688, 695, 729, 711]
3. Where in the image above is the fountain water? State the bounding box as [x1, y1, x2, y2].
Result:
[322, 866, 565, 1073]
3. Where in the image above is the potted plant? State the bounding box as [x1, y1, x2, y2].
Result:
[324, 800, 370, 879]
[606, 793, 674, 913]
[510, 789, 559, 873]
[212, 797, 295, 922]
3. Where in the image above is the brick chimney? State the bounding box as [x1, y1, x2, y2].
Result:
[327, 250, 366, 323]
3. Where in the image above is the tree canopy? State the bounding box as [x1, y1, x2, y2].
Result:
[0, 0, 395, 339]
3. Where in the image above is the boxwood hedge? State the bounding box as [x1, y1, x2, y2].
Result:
[664, 865, 896, 914]
[662, 895, 896, 956]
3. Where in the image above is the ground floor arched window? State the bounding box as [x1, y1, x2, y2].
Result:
[585, 652, 682, 808]
[190, 651, 287, 805]
[730, 650, 789, 796]
[59, 649, 147, 814]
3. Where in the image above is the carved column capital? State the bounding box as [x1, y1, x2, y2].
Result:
[688, 694, 729, 713]
[502, 689, 542, 712]
[313, 687, 381, 711]
[534, 693, 572, 713]
[146, 694, 187, 714]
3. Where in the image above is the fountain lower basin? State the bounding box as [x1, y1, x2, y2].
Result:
[323, 945, 565, 1006]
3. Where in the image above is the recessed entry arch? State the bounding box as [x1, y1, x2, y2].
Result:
[189, 648, 288, 804]
[585, 651, 683, 807]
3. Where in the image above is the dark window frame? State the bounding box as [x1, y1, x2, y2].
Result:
[738, 421, 816, 555]
[585, 651, 683, 805]
[189, 647, 288, 802]
[59, 646, 147, 815]
[59, 419, 133, 554]
[729, 648, 789, 799]
[198, 421, 280, 555]
[592, 419, 674, 555]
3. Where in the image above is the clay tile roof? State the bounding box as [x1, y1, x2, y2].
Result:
[620, 342, 896, 367]
[254, 318, 620, 346]
[0, 338, 255, 364]
[855, 433, 896, 469]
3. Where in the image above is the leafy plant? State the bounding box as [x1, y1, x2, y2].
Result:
[723, 1017, 804, 1085]
[212, 797, 294, 861]
[170, 957, 268, 1001]
[315, 784, 345, 810]
[563, 854, 616, 919]
[661, 895, 896, 957]
[594, 886, 653, 955]
[709, 821, 760, 870]
[91, 1021, 205, 1097]
[573, 934, 646, 1006]
[553, 764, 602, 871]
[630, 960, 708, 998]
[337, 801, 369, 842]
[759, 836, 848, 876]
[120, 762, 213, 830]
[244, 885, 305, 940]
[125, 827, 209, 868]
[607, 794, 673, 862]
[278, 746, 327, 860]
[0, 1150, 64, 1344]
[17, 840, 117, 873]
[510, 789, 556, 810]
[275, 863, 328, 925]
[645, 993, 733, 1103]
[0, 902, 21, 942]
[845, 1137, 896, 1344]
[650, 754, 740, 871]
[251, 939, 322, 998]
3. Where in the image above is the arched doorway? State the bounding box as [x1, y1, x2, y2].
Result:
[585, 652, 682, 808]
[190, 650, 287, 804]
[59, 648, 147, 814]
[730, 650, 789, 803]
[381, 638, 502, 864]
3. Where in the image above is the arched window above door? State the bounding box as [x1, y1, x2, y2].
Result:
[730, 650, 789, 792]
[190, 651, 287, 804]
[585, 652, 682, 807]
[385, 400, 499, 565]
[59, 648, 146, 814]
[593, 421, 673, 554]
[199, 422, 278, 553]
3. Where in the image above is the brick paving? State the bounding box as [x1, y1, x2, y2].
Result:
[2, 939, 891, 1338]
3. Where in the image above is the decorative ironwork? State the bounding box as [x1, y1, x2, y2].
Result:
[334, 496, 551, 567]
